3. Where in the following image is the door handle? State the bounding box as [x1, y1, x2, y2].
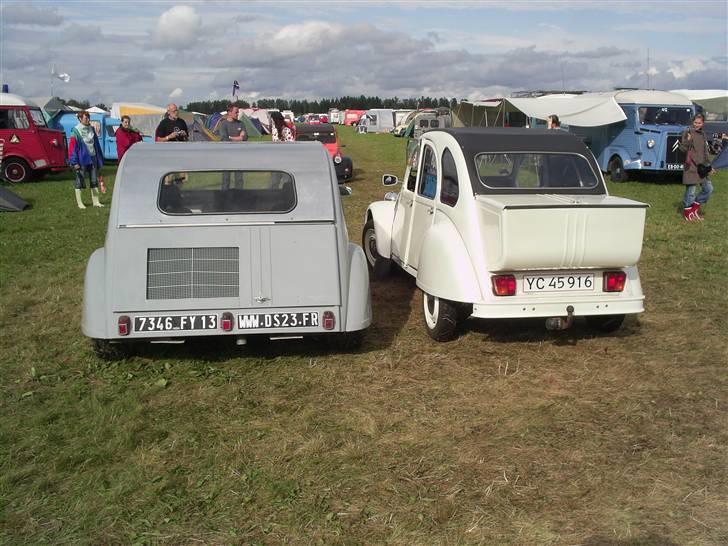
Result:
[254, 296, 270, 303]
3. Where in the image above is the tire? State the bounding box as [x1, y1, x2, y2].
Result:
[585, 314, 625, 333]
[608, 156, 629, 183]
[92, 339, 134, 361]
[3, 158, 32, 184]
[327, 330, 365, 351]
[456, 303, 473, 322]
[422, 291, 459, 342]
[362, 219, 391, 281]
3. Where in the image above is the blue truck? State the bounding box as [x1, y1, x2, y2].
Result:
[567, 90, 695, 182]
[51, 111, 152, 161]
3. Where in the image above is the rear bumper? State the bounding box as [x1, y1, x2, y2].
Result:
[472, 295, 644, 319]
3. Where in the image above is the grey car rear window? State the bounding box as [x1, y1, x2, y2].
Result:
[158, 170, 296, 215]
[474, 152, 599, 190]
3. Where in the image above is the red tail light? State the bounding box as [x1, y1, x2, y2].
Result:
[603, 271, 626, 292]
[118, 315, 131, 336]
[221, 312, 234, 332]
[491, 274, 516, 296]
[322, 311, 335, 330]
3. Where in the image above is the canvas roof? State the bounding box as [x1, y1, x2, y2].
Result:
[110, 102, 166, 118]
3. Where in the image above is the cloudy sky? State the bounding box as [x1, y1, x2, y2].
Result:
[1, 0, 726, 107]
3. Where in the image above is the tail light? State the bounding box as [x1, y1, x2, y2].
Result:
[603, 271, 626, 292]
[118, 315, 131, 336]
[491, 274, 516, 296]
[322, 311, 335, 330]
[221, 312, 234, 332]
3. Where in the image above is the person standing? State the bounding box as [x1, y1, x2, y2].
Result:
[218, 104, 247, 142]
[679, 113, 714, 221]
[547, 114, 561, 130]
[155, 103, 189, 142]
[270, 111, 294, 142]
[68, 111, 104, 209]
[115, 115, 143, 161]
[218, 104, 247, 190]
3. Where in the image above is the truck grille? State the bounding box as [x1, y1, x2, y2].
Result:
[665, 134, 686, 165]
[147, 247, 239, 300]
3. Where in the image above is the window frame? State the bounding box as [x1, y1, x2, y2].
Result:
[417, 144, 438, 200]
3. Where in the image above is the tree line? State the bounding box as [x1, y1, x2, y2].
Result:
[184, 96, 458, 114]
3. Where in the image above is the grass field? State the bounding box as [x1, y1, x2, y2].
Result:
[1, 126, 726, 545]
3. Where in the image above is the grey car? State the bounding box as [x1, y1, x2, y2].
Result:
[83, 142, 371, 358]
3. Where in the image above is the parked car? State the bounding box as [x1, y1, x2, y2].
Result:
[295, 123, 353, 181]
[0, 92, 67, 183]
[363, 128, 647, 341]
[83, 142, 371, 358]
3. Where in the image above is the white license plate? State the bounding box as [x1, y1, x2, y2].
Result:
[134, 314, 218, 332]
[237, 312, 319, 329]
[523, 274, 594, 293]
[666, 164, 684, 171]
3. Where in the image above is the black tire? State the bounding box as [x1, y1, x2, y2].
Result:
[608, 156, 629, 183]
[327, 330, 365, 351]
[456, 303, 473, 322]
[362, 219, 391, 281]
[3, 158, 32, 184]
[585, 314, 625, 333]
[92, 339, 134, 361]
[422, 291, 459, 342]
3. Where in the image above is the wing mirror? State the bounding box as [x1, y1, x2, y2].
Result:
[382, 174, 399, 186]
[339, 185, 352, 196]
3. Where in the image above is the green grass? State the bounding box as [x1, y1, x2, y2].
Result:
[1, 126, 727, 545]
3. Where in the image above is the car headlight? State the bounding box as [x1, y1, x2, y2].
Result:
[334, 154, 342, 164]
[647, 139, 655, 149]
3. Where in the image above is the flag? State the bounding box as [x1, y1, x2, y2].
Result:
[232, 80, 240, 97]
[51, 64, 71, 83]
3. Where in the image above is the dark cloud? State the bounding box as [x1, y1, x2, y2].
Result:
[2, 2, 63, 26]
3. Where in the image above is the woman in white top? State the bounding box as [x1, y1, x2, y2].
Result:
[270, 111, 294, 142]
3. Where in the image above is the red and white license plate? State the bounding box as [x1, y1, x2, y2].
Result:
[523, 274, 594, 293]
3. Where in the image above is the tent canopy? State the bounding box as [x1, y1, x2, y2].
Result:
[110, 102, 166, 118]
[670, 89, 728, 116]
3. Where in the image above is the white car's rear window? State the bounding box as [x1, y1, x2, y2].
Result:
[158, 170, 296, 215]
[475, 153, 599, 190]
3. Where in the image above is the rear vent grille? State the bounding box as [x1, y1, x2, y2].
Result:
[147, 247, 239, 300]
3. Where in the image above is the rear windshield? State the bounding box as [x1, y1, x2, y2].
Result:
[158, 170, 296, 215]
[474, 152, 599, 190]
[295, 131, 336, 144]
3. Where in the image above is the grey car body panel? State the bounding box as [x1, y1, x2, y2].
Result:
[83, 142, 371, 340]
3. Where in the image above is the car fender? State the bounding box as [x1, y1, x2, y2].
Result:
[344, 243, 372, 331]
[416, 220, 481, 303]
[366, 200, 396, 258]
[82, 248, 108, 339]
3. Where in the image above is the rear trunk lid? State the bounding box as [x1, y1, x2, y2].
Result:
[476, 194, 648, 271]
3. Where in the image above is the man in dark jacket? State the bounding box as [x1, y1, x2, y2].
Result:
[68, 111, 104, 209]
[679, 113, 714, 221]
[155, 103, 189, 142]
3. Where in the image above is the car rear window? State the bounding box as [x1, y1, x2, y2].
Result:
[158, 170, 296, 215]
[474, 152, 599, 190]
[296, 131, 336, 144]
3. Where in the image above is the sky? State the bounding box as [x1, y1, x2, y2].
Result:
[0, 0, 726, 107]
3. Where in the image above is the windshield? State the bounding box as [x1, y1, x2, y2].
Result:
[639, 106, 692, 126]
[28, 108, 47, 128]
[295, 131, 336, 144]
[474, 152, 599, 190]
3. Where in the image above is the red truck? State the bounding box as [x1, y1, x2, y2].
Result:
[0, 93, 67, 183]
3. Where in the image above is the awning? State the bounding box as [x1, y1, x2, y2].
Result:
[670, 89, 728, 116]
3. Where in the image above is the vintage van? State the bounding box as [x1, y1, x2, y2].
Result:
[83, 142, 371, 358]
[0, 93, 67, 182]
[568, 90, 694, 181]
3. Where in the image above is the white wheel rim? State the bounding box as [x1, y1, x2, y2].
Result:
[364, 228, 377, 267]
[423, 293, 439, 329]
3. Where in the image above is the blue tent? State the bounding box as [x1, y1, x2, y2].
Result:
[712, 142, 728, 169]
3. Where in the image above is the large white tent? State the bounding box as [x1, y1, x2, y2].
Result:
[670, 89, 728, 116]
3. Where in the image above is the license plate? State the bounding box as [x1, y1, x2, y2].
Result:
[237, 312, 319, 329]
[666, 163, 684, 171]
[523, 274, 594, 293]
[134, 314, 218, 332]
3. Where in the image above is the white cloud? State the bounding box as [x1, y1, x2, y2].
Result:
[2, 2, 63, 26]
[169, 87, 183, 98]
[154, 5, 201, 49]
[667, 58, 706, 80]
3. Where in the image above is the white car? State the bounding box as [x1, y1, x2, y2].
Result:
[363, 128, 648, 341]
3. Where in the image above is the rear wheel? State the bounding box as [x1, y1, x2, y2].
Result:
[422, 292, 459, 342]
[608, 156, 629, 183]
[362, 219, 391, 280]
[586, 314, 625, 333]
[2, 158, 32, 184]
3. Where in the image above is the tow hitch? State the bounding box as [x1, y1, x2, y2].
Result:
[545, 305, 575, 331]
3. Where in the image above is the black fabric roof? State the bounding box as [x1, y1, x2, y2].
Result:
[442, 127, 591, 154]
